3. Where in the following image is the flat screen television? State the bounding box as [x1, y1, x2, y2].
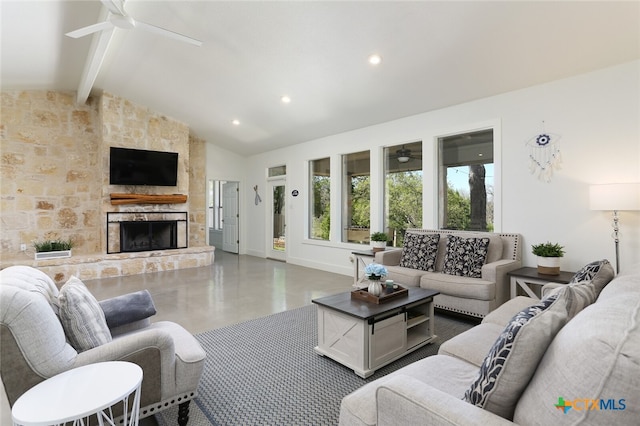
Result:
[109, 147, 178, 186]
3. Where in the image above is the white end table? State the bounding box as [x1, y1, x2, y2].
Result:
[12, 361, 142, 426]
[351, 250, 376, 287]
[508, 267, 575, 299]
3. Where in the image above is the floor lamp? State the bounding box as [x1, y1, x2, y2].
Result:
[589, 183, 640, 274]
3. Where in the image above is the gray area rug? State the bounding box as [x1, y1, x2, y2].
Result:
[156, 304, 476, 426]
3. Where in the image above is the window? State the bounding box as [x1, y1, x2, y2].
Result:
[438, 129, 494, 231]
[342, 151, 370, 243]
[384, 141, 423, 247]
[309, 158, 330, 240]
[268, 165, 286, 177]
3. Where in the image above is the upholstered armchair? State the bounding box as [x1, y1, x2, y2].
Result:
[0, 265, 206, 425]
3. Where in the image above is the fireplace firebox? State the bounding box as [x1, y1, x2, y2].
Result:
[106, 211, 188, 254]
[120, 220, 177, 252]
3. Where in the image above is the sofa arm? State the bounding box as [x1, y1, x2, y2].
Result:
[376, 376, 517, 426]
[481, 259, 522, 307]
[375, 248, 403, 266]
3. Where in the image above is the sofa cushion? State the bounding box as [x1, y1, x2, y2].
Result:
[385, 265, 428, 287]
[399, 233, 440, 272]
[438, 323, 504, 367]
[420, 273, 495, 301]
[442, 235, 490, 278]
[339, 355, 478, 426]
[514, 279, 640, 425]
[463, 287, 571, 420]
[434, 232, 503, 271]
[58, 276, 112, 352]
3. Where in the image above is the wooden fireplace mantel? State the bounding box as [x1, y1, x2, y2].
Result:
[110, 193, 188, 205]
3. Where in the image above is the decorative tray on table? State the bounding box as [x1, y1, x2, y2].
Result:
[351, 285, 408, 304]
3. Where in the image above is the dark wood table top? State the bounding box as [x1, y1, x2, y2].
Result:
[312, 287, 439, 320]
[507, 267, 575, 284]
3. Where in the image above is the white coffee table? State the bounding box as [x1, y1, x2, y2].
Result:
[12, 361, 143, 426]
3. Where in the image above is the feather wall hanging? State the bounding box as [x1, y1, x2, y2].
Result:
[526, 122, 562, 182]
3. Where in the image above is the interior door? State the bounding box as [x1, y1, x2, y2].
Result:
[222, 182, 239, 253]
[268, 179, 286, 261]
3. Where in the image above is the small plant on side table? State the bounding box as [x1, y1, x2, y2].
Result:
[531, 242, 565, 275]
[370, 232, 389, 252]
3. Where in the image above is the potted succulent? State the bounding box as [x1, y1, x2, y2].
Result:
[370, 232, 389, 253]
[33, 238, 74, 260]
[531, 242, 565, 275]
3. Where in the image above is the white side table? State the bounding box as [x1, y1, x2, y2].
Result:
[508, 267, 575, 299]
[12, 361, 142, 426]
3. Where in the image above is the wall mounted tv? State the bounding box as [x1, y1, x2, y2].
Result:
[109, 147, 179, 186]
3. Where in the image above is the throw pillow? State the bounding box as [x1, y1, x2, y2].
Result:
[463, 287, 572, 420]
[399, 233, 440, 271]
[442, 235, 490, 278]
[99, 289, 157, 329]
[569, 259, 615, 295]
[58, 276, 112, 352]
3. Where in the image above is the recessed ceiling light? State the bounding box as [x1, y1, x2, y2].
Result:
[281, 95, 291, 104]
[368, 54, 382, 66]
[232, 119, 240, 126]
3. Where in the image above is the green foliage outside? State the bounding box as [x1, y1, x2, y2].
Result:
[311, 175, 330, 240]
[386, 171, 422, 246]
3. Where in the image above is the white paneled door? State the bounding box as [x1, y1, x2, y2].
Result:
[222, 182, 239, 253]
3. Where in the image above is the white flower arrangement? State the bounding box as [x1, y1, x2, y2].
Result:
[364, 263, 388, 281]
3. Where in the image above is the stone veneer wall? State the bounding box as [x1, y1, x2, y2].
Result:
[1, 90, 212, 283]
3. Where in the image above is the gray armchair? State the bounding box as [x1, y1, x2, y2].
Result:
[0, 265, 205, 425]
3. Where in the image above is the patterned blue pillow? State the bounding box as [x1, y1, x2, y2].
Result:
[569, 259, 615, 295]
[399, 233, 440, 271]
[442, 235, 490, 278]
[463, 288, 571, 419]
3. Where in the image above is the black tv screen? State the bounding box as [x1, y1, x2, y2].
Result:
[109, 147, 178, 186]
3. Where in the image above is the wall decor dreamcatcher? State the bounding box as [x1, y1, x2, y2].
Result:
[526, 122, 562, 182]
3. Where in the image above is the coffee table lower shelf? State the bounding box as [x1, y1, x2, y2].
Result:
[313, 288, 438, 378]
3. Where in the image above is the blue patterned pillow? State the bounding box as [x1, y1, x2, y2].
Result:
[399, 233, 440, 271]
[463, 288, 571, 419]
[569, 259, 615, 295]
[442, 235, 490, 278]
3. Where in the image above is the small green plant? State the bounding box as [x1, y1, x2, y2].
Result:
[33, 238, 74, 253]
[370, 232, 389, 242]
[531, 242, 565, 258]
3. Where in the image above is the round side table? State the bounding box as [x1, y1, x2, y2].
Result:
[12, 361, 143, 426]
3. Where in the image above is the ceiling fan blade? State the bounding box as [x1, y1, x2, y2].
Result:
[134, 20, 202, 46]
[65, 21, 114, 38]
[101, 0, 126, 16]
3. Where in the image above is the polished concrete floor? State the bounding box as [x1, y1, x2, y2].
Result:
[85, 251, 354, 334]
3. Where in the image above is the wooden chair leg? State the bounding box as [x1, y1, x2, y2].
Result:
[178, 400, 190, 426]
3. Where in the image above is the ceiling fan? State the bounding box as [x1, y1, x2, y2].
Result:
[65, 0, 202, 47]
[394, 146, 421, 163]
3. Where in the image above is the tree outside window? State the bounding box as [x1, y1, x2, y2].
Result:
[342, 151, 370, 243]
[310, 158, 330, 240]
[439, 130, 494, 231]
[384, 141, 423, 247]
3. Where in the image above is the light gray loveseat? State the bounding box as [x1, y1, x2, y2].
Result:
[339, 259, 640, 426]
[376, 229, 522, 318]
[0, 265, 206, 425]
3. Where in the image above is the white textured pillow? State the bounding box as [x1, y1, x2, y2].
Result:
[58, 276, 112, 352]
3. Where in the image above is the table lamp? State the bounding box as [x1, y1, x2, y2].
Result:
[589, 183, 640, 274]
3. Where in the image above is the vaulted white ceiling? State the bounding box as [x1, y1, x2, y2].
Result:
[2, 1, 639, 156]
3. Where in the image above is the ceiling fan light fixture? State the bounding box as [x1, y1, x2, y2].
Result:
[397, 155, 410, 163]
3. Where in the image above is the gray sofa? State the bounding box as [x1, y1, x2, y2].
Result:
[339, 259, 640, 425]
[376, 229, 522, 318]
[0, 265, 206, 425]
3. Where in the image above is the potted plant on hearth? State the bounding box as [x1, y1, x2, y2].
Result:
[33, 238, 74, 261]
[531, 242, 565, 275]
[370, 232, 389, 253]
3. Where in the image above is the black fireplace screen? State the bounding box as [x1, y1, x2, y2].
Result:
[120, 220, 178, 252]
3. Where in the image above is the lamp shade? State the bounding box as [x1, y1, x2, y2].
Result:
[589, 183, 640, 211]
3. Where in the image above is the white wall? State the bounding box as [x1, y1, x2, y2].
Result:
[229, 61, 640, 275]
